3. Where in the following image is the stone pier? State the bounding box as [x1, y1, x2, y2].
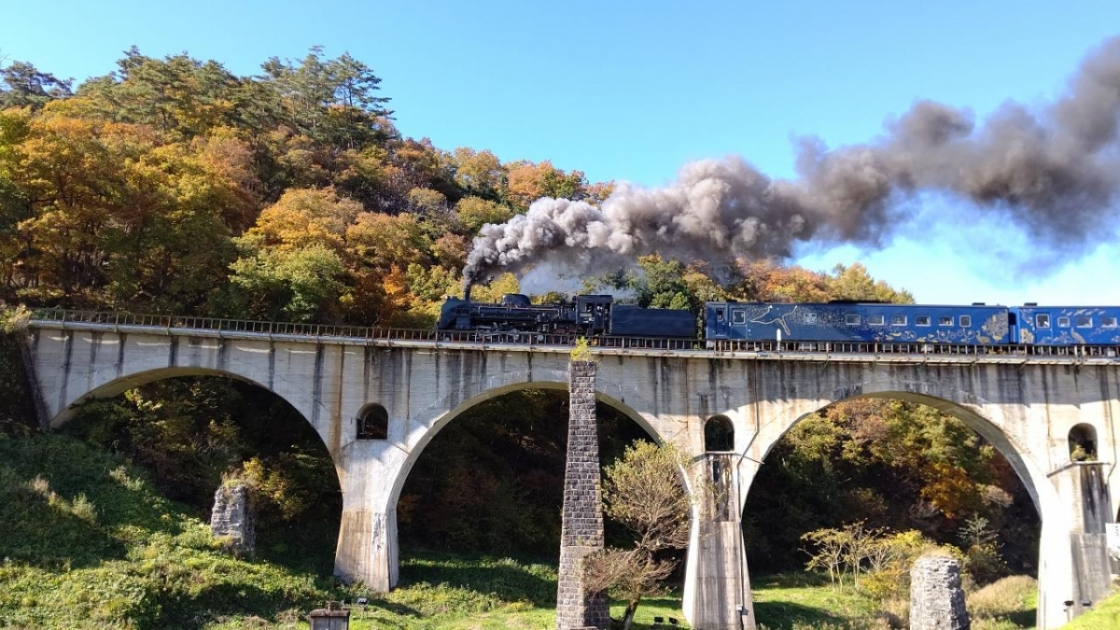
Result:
[555, 360, 610, 630]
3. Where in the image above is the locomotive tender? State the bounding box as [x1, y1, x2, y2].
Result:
[437, 293, 697, 338]
[438, 293, 1120, 348]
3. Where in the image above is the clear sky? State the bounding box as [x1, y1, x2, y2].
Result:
[3, 1, 1119, 305]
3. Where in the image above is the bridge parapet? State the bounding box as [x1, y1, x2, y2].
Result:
[27, 308, 1120, 365]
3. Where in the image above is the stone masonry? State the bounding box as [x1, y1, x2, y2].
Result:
[210, 481, 255, 557]
[555, 360, 610, 630]
[910, 555, 970, 630]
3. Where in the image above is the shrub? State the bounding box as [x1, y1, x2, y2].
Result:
[966, 575, 1036, 620]
[571, 337, 594, 362]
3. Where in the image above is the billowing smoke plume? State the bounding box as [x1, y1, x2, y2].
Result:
[464, 36, 1120, 288]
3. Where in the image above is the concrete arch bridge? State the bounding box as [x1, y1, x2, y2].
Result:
[19, 310, 1120, 629]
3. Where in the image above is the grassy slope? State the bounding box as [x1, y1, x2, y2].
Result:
[0, 433, 1043, 629]
[0, 434, 335, 628]
[1059, 589, 1120, 630]
[752, 573, 882, 628]
[0, 433, 691, 629]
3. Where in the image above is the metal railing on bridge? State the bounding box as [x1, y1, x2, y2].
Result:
[26, 308, 700, 351]
[26, 308, 1120, 360]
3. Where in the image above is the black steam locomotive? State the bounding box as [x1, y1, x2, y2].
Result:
[436, 293, 696, 338]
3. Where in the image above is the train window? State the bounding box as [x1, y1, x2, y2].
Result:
[1103, 316, 1118, 328]
[960, 315, 972, 327]
[1076, 316, 1092, 328]
[869, 315, 885, 326]
[1057, 316, 1070, 327]
[845, 313, 860, 325]
[732, 309, 747, 325]
[1035, 314, 1050, 328]
[716, 308, 725, 322]
[891, 315, 907, 326]
[916, 315, 931, 326]
[939, 316, 953, 326]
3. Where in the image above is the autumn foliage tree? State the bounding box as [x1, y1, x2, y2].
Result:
[586, 441, 692, 630]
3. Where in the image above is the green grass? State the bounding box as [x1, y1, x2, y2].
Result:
[0, 433, 689, 629]
[749, 571, 1039, 630]
[1060, 588, 1120, 630]
[751, 572, 883, 629]
[0, 432, 1041, 629]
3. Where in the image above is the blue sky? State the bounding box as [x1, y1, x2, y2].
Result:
[3, 1, 1119, 305]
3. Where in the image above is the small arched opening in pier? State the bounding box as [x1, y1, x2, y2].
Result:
[1068, 423, 1098, 461]
[704, 414, 735, 452]
[356, 403, 389, 440]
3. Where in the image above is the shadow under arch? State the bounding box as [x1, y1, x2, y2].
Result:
[389, 378, 663, 513]
[57, 366, 338, 491]
[58, 367, 345, 570]
[50, 365, 315, 441]
[754, 388, 1052, 519]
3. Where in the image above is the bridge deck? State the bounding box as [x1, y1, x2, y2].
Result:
[26, 309, 1120, 366]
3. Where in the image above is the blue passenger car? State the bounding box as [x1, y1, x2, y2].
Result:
[704, 302, 1011, 345]
[1009, 306, 1120, 345]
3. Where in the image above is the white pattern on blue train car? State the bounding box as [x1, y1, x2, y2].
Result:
[705, 302, 1011, 345]
[1011, 306, 1120, 345]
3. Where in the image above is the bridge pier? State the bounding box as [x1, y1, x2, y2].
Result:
[1040, 461, 1115, 624]
[335, 506, 398, 591]
[332, 443, 400, 591]
[682, 453, 755, 630]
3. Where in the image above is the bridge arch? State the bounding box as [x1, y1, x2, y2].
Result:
[739, 372, 1067, 630]
[388, 373, 661, 514]
[42, 364, 346, 570]
[47, 364, 342, 475]
[745, 371, 1057, 519]
[49, 365, 302, 428]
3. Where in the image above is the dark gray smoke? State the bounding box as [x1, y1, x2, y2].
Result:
[464, 36, 1120, 287]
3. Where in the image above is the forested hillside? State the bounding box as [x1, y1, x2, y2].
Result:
[0, 48, 1040, 627]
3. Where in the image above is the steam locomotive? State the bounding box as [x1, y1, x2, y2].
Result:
[437, 293, 1120, 347]
[437, 293, 697, 338]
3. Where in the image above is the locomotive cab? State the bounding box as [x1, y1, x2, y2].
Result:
[575, 295, 613, 335]
[500, 293, 532, 307]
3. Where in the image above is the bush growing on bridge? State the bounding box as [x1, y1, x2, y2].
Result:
[570, 336, 594, 362]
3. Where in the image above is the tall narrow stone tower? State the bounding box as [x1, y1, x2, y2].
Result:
[555, 360, 610, 630]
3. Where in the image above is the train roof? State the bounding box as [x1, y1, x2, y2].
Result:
[705, 301, 1006, 308]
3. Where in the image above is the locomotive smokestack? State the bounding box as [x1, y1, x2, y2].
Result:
[463, 35, 1120, 285]
[464, 280, 472, 303]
